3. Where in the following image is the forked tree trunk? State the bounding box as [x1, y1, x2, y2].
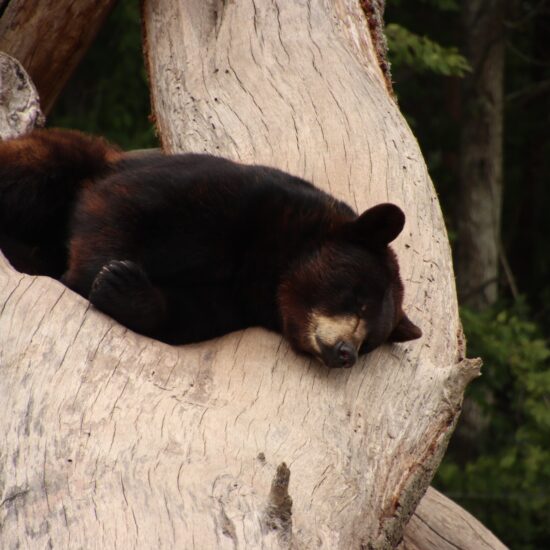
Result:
[0, 0, 117, 114]
[0, 2, 500, 548]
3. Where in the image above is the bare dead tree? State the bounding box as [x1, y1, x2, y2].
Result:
[0, 2, 506, 548]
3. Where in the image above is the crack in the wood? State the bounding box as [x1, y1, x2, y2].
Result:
[22, 395, 33, 436]
[251, 0, 259, 38]
[176, 462, 185, 502]
[43, 446, 51, 513]
[131, 507, 139, 538]
[306, 1, 323, 60]
[327, 86, 352, 135]
[165, 490, 177, 543]
[163, 354, 180, 388]
[0, 488, 29, 507]
[55, 305, 90, 373]
[376, 410, 458, 546]
[226, 54, 270, 141]
[213, 0, 227, 41]
[28, 287, 66, 344]
[108, 421, 117, 454]
[109, 376, 130, 420]
[309, 463, 332, 507]
[272, 0, 290, 63]
[413, 511, 464, 550]
[120, 473, 128, 506]
[11, 277, 37, 315]
[0, 275, 24, 317]
[290, 112, 301, 156]
[61, 501, 70, 542]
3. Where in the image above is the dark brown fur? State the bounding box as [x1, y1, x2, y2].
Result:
[0, 129, 121, 276]
[0, 129, 421, 367]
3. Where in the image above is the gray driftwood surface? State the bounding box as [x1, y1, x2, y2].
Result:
[0, 5, 504, 550]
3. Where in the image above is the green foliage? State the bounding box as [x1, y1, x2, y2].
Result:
[435, 302, 550, 549]
[387, 2, 550, 546]
[386, 23, 470, 76]
[49, 3, 158, 150]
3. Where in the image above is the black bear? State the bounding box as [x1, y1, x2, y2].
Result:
[0, 129, 421, 368]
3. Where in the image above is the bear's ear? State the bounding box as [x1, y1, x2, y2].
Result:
[388, 313, 422, 343]
[345, 203, 405, 249]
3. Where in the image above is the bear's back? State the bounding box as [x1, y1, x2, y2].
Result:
[70, 153, 354, 289]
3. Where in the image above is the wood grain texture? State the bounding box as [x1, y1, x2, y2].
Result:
[401, 487, 508, 550]
[0, 0, 117, 113]
[0, 2, 483, 549]
[142, 2, 480, 546]
[0, 52, 43, 137]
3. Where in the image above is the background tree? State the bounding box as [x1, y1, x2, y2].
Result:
[457, 0, 506, 310]
[386, 1, 550, 548]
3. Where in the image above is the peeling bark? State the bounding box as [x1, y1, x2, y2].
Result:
[359, 0, 393, 94]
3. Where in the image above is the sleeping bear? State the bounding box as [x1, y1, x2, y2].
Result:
[0, 129, 421, 368]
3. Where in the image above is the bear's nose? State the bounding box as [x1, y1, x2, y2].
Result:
[335, 341, 357, 368]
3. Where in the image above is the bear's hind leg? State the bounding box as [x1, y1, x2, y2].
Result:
[88, 260, 167, 337]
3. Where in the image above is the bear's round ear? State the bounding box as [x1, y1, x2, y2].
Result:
[388, 313, 422, 343]
[343, 203, 405, 249]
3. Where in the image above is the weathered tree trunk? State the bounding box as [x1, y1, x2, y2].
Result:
[456, 0, 506, 309]
[0, 3, 490, 549]
[0, 0, 117, 114]
[141, 4, 479, 547]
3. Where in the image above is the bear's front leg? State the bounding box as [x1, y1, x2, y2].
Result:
[89, 260, 167, 337]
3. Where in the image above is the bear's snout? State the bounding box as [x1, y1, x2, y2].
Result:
[319, 340, 358, 368]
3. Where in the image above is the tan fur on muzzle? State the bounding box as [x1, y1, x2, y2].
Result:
[307, 310, 367, 353]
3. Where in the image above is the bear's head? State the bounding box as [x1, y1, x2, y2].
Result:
[278, 203, 421, 368]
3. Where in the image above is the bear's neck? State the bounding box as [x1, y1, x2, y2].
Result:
[276, 207, 350, 267]
[238, 196, 354, 330]
[251, 191, 353, 267]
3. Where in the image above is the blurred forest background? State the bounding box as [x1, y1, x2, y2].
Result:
[46, 2, 549, 548]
